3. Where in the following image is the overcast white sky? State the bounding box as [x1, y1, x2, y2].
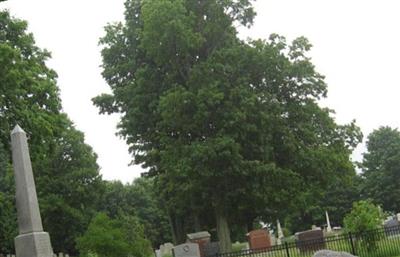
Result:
[1, 0, 399, 183]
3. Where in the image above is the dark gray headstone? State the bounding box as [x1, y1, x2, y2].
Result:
[296, 229, 325, 253]
[203, 242, 220, 257]
[384, 219, 400, 236]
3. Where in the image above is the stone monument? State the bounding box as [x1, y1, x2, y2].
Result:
[296, 229, 325, 253]
[277, 219, 284, 245]
[187, 231, 211, 257]
[247, 229, 271, 250]
[325, 211, 332, 233]
[203, 242, 220, 257]
[11, 125, 53, 257]
[160, 243, 174, 256]
[173, 243, 201, 257]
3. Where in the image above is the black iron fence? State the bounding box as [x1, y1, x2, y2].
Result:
[214, 225, 400, 257]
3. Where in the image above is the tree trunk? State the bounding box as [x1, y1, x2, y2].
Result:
[168, 211, 178, 245]
[215, 206, 232, 253]
[168, 211, 186, 245]
[194, 213, 201, 232]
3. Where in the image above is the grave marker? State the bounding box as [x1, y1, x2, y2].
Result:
[187, 231, 211, 257]
[173, 243, 201, 257]
[203, 242, 220, 257]
[296, 229, 325, 253]
[247, 229, 271, 250]
[11, 125, 53, 257]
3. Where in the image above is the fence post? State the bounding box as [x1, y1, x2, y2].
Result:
[349, 232, 356, 256]
[284, 242, 290, 257]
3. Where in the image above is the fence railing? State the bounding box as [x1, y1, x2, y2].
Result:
[215, 225, 400, 257]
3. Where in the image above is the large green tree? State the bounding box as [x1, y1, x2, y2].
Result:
[94, 0, 258, 251]
[361, 126, 400, 213]
[94, 0, 361, 251]
[0, 10, 103, 254]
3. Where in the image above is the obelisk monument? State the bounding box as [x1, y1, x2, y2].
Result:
[325, 211, 332, 233]
[276, 219, 284, 245]
[11, 125, 53, 257]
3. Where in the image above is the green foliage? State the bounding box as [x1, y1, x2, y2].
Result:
[77, 213, 130, 257]
[231, 242, 247, 252]
[0, 11, 62, 150]
[344, 200, 383, 250]
[99, 178, 172, 247]
[321, 175, 362, 227]
[344, 200, 383, 234]
[0, 10, 103, 254]
[95, 0, 362, 250]
[77, 213, 152, 257]
[0, 189, 17, 253]
[362, 127, 400, 213]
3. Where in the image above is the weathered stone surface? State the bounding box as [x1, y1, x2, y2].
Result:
[277, 219, 284, 245]
[11, 125, 53, 257]
[296, 229, 325, 252]
[203, 242, 220, 257]
[11, 125, 44, 234]
[15, 232, 53, 257]
[160, 242, 174, 256]
[313, 250, 356, 257]
[173, 243, 200, 257]
[247, 229, 271, 250]
[187, 232, 211, 240]
[187, 231, 211, 257]
[326, 211, 332, 233]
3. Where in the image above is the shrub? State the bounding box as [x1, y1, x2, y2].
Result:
[343, 200, 384, 250]
[76, 213, 152, 257]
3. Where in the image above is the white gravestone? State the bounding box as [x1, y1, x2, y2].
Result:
[173, 243, 200, 257]
[11, 125, 53, 257]
[160, 243, 174, 256]
[277, 219, 284, 245]
[326, 211, 332, 233]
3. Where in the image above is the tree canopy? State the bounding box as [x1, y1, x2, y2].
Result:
[94, 0, 362, 251]
[0, 10, 103, 254]
[361, 126, 400, 213]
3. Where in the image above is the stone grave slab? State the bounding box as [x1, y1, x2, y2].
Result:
[296, 229, 325, 253]
[203, 242, 220, 257]
[173, 243, 200, 257]
[247, 229, 271, 250]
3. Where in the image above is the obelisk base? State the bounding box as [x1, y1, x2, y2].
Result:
[15, 232, 53, 257]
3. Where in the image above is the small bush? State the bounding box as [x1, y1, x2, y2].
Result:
[343, 200, 384, 250]
[76, 213, 152, 257]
